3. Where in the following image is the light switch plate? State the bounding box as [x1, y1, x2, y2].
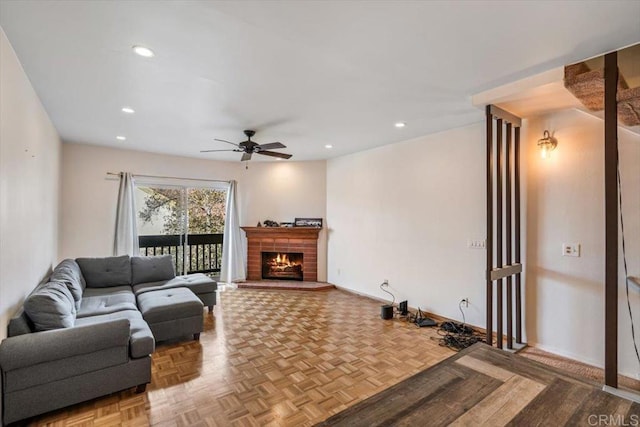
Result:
[468, 239, 486, 249]
[562, 243, 580, 257]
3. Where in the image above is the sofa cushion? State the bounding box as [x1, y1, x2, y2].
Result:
[82, 285, 133, 298]
[131, 255, 175, 285]
[7, 309, 34, 337]
[133, 274, 216, 296]
[24, 281, 76, 331]
[76, 255, 131, 288]
[50, 259, 86, 310]
[74, 310, 155, 358]
[77, 292, 138, 318]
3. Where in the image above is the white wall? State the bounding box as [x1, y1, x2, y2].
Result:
[59, 143, 327, 281]
[327, 110, 640, 379]
[0, 27, 61, 340]
[525, 109, 640, 378]
[327, 123, 487, 327]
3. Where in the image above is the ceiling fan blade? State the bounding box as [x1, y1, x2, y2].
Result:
[256, 142, 286, 150]
[241, 152, 252, 161]
[200, 149, 240, 153]
[257, 150, 292, 159]
[214, 138, 240, 147]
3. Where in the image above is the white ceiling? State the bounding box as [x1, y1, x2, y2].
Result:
[1, 1, 639, 162]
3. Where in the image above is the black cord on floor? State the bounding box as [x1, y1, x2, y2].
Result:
[436, 323, 482, 351]
[435, 301, 483, 351]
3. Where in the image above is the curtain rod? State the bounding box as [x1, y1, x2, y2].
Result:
[106, 172, 230, 184]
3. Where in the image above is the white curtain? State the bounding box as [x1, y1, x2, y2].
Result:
[113, 172, 139, 256]
[221, 180, 246, 283]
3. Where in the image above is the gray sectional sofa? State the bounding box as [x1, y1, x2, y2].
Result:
[0, 255, 217, 425]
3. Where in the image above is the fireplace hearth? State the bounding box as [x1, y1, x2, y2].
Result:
[262, 252, 303, 281]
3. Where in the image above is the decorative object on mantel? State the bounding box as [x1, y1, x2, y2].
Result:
[280, 222, 294, 228]
[263, 220, 279, 227]
[294, 218, 323, 228]
[256, 222, 262, 227]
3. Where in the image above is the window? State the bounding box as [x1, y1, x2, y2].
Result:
[135, 182, 227, 275]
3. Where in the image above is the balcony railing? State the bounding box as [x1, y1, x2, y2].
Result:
[138, 233, 223, 275]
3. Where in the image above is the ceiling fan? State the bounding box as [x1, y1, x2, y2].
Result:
[201, 130, 292, 161]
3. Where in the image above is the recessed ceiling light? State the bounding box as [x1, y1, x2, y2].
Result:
[121, 107, 135, 114]
[132, 45, 154, 58]
[116, 136, 126, 141]
[325, 144, 333, 149]
[395, 122, 406, 128]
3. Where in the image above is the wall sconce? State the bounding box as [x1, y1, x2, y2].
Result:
[537, 130, 557, 159]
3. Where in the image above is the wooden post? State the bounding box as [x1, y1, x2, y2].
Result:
[604, 51, 618, 388]
[496, 118, 503, 349]
[505, 123, 513, 349]
[486, 106, 494, 345]
[514, 126, 522, 344]
[486, 106, 523, 350]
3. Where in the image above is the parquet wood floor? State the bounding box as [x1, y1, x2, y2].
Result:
[27, 288, 453, 426]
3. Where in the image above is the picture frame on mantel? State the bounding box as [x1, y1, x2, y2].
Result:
[294, 218, 323, 228]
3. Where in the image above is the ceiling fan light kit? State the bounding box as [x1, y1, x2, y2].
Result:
[201, 129, 292, 164]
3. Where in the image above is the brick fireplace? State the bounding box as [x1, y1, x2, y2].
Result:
[242, 227, 321, 282]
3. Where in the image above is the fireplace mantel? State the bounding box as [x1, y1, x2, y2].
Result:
[242, 227, 321, 282]
[241, 227, 321, 239]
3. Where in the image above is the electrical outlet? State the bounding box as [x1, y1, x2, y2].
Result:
[562, 243, 580, 257]
[382, 279, 389, 286]
[467, 239, 486, 249]
[461, 298, 469, 308]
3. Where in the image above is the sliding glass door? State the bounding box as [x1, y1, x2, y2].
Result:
[135, 184, 226, 276]
[185, 187, 226, 274]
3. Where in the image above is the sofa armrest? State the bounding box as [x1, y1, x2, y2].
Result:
[0, 319, 130, 371]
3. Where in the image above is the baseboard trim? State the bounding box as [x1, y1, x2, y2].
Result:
[333, 285, 525, 349]
[333, 284, 485, 331]
[603, 385, 640, 403]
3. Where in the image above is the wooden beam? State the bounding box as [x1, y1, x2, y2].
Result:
[604, 51, 618, 388]
[486, 106, 494, 345]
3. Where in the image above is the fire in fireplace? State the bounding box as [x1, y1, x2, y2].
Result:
[261, 252, 304, 281]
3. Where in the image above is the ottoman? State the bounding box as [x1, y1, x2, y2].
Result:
[137, 287, 204, 342]
[133, 273, 217, 313]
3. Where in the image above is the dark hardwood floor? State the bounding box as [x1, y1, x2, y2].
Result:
[318, 342, 640, 426]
